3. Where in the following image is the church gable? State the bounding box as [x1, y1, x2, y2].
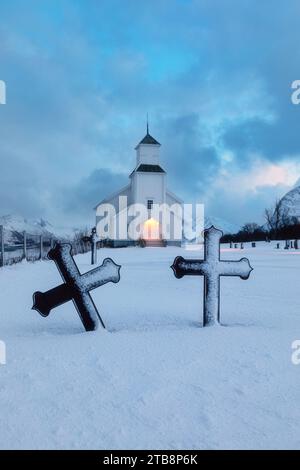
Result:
[94, 183, 131, 210]
[166, 190, 184, 205]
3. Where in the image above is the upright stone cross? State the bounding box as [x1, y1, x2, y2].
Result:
[32, 242, 121, 331]
[171, 226, 253, 326]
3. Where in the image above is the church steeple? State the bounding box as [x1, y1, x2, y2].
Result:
[134, 121, 162, 166]
[136, 118, 161, 147]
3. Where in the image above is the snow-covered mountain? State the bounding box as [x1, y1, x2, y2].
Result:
[0, 215, 80, 244]
[0, 214, 53, 235]
[280, 185, 300, 220]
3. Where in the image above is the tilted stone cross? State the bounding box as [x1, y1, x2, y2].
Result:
[32, 242, 121, 331]
[171, 226, 253, 326]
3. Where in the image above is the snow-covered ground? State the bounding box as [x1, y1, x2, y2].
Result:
[0, 242, 299, 449]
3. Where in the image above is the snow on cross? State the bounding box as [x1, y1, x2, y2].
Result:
[32, 242, 121, 331]
[171, 226, 253, 326]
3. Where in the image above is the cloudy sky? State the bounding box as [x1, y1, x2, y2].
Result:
[0, 0, 300, 229]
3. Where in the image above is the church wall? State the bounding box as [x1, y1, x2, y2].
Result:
[133, 172, 166, 207]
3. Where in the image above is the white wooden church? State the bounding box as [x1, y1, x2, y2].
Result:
[95, 127, 183, 246]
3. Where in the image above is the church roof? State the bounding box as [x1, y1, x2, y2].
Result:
[138, 132, 161, 146]
[136, 164, 165, 173]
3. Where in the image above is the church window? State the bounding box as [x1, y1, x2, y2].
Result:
[147, 199, 154, 210]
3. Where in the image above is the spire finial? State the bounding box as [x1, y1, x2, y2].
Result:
[146, 113, 149, 134]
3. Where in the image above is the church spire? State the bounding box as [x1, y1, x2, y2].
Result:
[135, 116, 161, 147]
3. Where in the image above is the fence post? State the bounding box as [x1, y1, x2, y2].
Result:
[91, 228, 97, 265]
[0, 225, 4, 267]
[40, 235, 43, 260]
[23, 231, 27, 260]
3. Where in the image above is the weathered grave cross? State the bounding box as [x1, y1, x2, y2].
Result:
[32, 242, 121, 331]
[171, 226, 253, 326]
[82, 227, 99, 265]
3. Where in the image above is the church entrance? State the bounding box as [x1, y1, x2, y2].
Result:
[143, 218, 160, 241]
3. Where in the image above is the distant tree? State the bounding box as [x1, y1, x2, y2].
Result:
[264, 199, 292, 238]
[73, 226, 89, 241]
[241, 223, 261, 234]
[221, 223, 266, 243]
[72, 227, 91, 254]
[221, 200, 299, 244]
